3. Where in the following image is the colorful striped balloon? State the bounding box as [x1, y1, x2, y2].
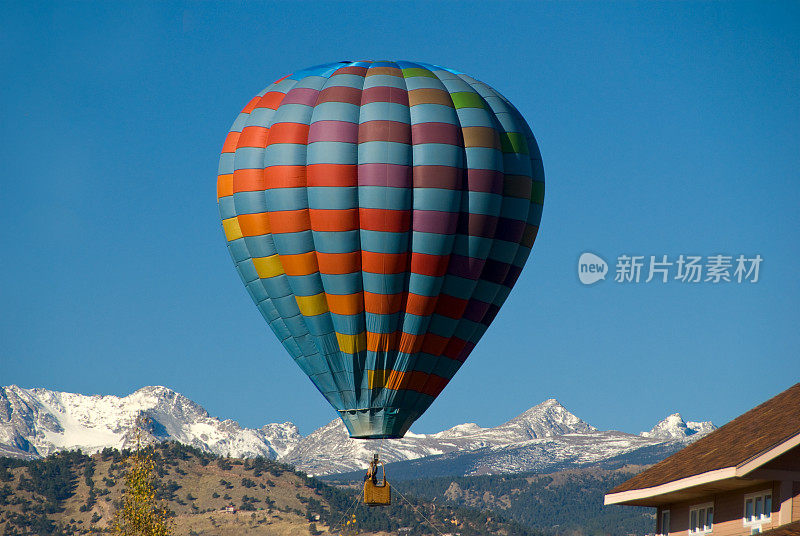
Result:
[217, 60, 544, 439]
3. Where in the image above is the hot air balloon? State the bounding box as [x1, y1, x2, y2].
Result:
[217, 60, 544, 440]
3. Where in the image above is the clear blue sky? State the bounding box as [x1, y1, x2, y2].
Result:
[2, 1, 798, 436]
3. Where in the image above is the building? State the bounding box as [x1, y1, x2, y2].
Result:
[604, 383, 800, 535]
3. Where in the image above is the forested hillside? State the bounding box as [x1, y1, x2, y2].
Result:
[399, 467, 655, 536]
[0, 443, 534, 535]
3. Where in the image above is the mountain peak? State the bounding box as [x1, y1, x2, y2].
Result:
[133, 385, 177, 396]
[641, 413, 716, 441]
[0, 385, 279, 459]
[498, 399, 597, 440]
[1, 386, 716, 478]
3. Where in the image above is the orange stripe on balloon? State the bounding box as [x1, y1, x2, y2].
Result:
[379, 369, 449, 397]
[221, 131, 240, 154]
[421, 374, 449, 397]
[217, 174, 233, 199]
[364, 292, 405, 315]
[259, 92, 285, 110]
[237, 213, 271, 237]
[359, 208, 411, 232]
[237, 126, 269, 148]
[232, 169, 266, 193]
[421, 333, 450, 356]
[268, 123, 310, 145]
[309, 209, 358, 232]
[404, 293, 438, 317]
[361, 251, 408, 274]
[398, 333, 425, 355]
[278, 251, 319, 276]
[316, 251, 361, 274]
[326, 292, 364, 316]
[366, 331, 400, 352]
[264, 166, 307, 189]
[410, 253, 450, 277]
[307, 164, 357, 187]
[268, 210, 311, 234]
[241, 96, 262, 114]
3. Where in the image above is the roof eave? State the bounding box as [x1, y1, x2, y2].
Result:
[605, 431, 800, 507]
[604, 467, 737, 506]
[737, 431, 800, 476]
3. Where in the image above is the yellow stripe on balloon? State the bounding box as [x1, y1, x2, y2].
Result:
[295, 293, 329, 316]
[336, 332, 366, 354]
[222, 217, 243, 242]
[367, 369, 390, 389]
[252, 255, 284, 279]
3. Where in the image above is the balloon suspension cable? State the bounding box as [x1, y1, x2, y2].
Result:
[391, 483, 449, 536]
[329, 485, 362, 535]
[377, 434, 387, 460]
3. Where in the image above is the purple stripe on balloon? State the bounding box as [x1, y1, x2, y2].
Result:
[481, 304, 501, 326]
[308, 120, 359, 143]
[467, 169, 504, 194]
[412, 210, 459, 234]
[463, 299, 490, 323]
[493, 217, 527, 243]
[413, 166, 463, 190]
[358, 121, 412, 145]
[456, 341, 475, 362]
[480, 259, 511, 285]
[317, 86, 362, 105]
[358, 164, 412, 187]
[333, 65, 368, 77]
[455, 214, 498, 238]
[502, 264, 524, 288]
[411, 122, 462, 145]
[281, 88, 320, 106]
[447, 254, 486, 280]
[362, 86, 410, 106]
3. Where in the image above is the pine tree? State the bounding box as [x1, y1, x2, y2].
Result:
[111, 416, 172, 536]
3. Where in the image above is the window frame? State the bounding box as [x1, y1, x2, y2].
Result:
[688, 501, 714, 534]
[743, 489, 773, 526]
[659, 508, 671, 535]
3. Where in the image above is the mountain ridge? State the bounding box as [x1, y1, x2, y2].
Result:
[0, 385, 716, 477]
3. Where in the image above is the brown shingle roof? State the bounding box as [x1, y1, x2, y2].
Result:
[761, 520, 800, 536]
[609, 383, 800, 494]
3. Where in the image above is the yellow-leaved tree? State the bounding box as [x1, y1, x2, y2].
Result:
[111, 415, 172, 536]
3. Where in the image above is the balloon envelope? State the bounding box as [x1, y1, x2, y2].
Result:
[217, 60, 544, 438]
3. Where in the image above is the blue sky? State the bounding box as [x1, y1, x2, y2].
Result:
[1, 1, 798, 436]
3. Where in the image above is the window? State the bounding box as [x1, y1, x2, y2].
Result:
[689, 503, 714, 534]
[744, 490, 772, 525]
[659, 509, 670, 535]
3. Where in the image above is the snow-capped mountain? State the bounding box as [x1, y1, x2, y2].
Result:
[282, 398, 599, 474]
[640, 413, 715, 441]
[0, 385, 299, 460]
[0, 385, 716, 477]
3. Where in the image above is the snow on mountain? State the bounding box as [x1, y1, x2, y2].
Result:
[282, 398, 601, 474]
[0, 385, 298, 459]
[640, 412, 717, 441]
[0, 385, 716, 478]
[258, 422, 302, 459]
[491, 398, 597, 440]
[686, 420, 716, 436]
